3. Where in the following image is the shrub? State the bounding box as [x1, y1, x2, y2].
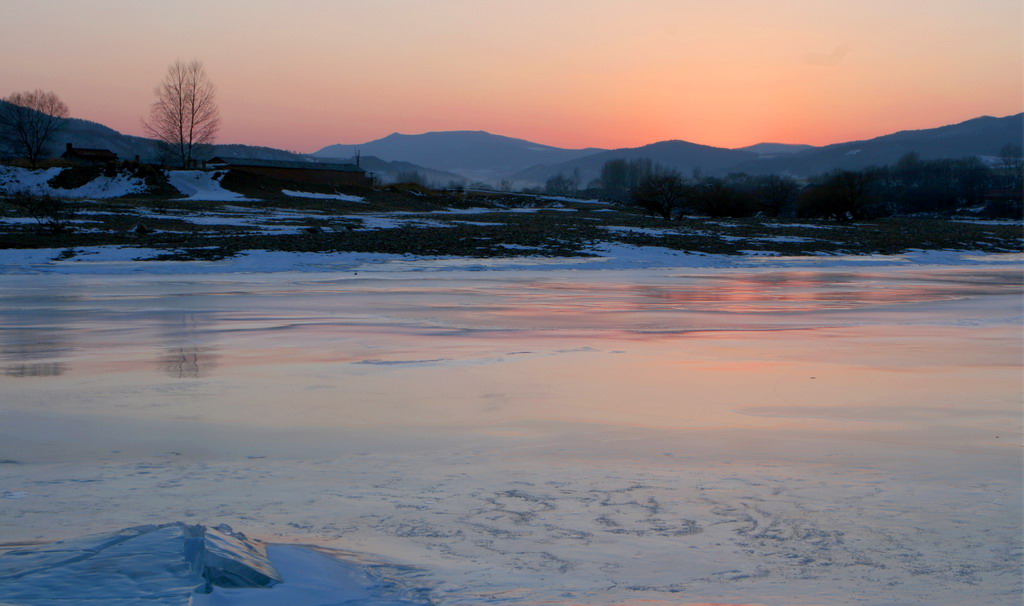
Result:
[46, 165, 101, 190]
[6, 189, 76, 233]
[692, 178, 754, 218]
[798, 171, 876, 221]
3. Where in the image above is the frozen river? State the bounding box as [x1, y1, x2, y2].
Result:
[1, 260, 1021, 604]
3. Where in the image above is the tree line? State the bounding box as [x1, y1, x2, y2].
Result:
[543, 150, 1023, 220]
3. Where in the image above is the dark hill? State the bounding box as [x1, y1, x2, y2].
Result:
[511, 140, 758, 186]
[314, 130, 603, 182]
[735, 114, 1024, 176]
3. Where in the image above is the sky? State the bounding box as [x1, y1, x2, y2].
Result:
[1, 0, 1021, 152]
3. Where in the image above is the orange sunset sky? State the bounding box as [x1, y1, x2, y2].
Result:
[1, 0, 1021, 152]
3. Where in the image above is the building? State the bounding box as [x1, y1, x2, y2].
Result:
[206, 156, 371, 187]
[62, 143, 118, 165]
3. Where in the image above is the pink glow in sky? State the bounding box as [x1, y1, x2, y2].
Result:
[1, 0, 1021, 152]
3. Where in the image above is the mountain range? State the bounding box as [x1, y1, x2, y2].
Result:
[318, 114, 1022, 187]
[11, 103, 1021, 188]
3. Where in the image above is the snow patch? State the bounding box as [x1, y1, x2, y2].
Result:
[537, 195, 607, 205]
[602, 225, 682, 237]
[166, 171, 256, 201]
[753, 235, 818, 243]
[345, 215, 454, 230]
[281, 190, 366, 203]
[762, 222, 849, 230]
[951, 218, 1024, 226]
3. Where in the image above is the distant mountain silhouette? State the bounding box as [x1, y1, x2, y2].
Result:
[511, 140, 759, 186]
[313, 130, 604, 182]
[734, 114, 1023, 176]
[735, 143, 815, 157]
[508, 114, 1022, 186]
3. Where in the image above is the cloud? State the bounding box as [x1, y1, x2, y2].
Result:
[805, 42, 855, 66]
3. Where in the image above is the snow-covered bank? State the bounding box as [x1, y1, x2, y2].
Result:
[0, 165, 147, 198]
[0, 244, 1020, 276]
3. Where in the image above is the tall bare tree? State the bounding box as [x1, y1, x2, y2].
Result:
[0, 90, 69, 167]
[144, 59, 220, 168]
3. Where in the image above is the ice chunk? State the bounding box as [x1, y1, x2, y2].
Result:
[197, 524, 281, 590]
[0, 522, 280, 605]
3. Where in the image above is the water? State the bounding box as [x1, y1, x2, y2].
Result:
[1, 265, 1021, 604]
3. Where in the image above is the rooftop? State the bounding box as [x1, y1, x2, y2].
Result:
[208, 156, 364, 173]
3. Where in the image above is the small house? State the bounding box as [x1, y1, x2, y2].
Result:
[206, 156, 370, 187]
[62, 143, 118, 165]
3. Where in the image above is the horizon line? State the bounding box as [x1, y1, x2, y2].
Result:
[62, 108, 1023, 156]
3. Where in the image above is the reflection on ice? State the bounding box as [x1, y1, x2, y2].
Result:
[160, 346, 217, 379]
[4, 362, 67, 378]
[1, 325, 74, 378]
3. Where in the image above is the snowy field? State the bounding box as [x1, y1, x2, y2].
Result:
[0, 250, 1021, 604]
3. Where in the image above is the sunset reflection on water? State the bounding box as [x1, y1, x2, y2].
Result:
[0, 266, 1018, 454]
[507, 269, 1022, 315]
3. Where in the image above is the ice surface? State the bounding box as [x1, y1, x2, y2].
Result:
[194, 545, 433, 605]
[0, 259, 1020, 604]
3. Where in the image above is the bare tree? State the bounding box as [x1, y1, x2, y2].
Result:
[544, 172, 575, 195]
[144, 59, 220, 168]
[631, 172, 690, 220]
[0, 90, 69, 167]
